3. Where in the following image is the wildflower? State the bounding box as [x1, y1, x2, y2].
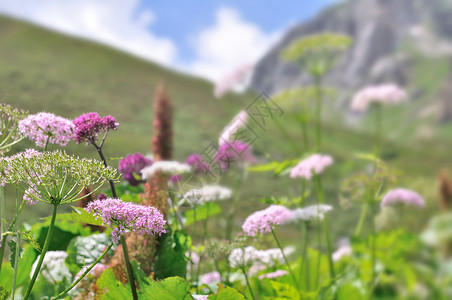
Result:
[215, 141, 256, 172]
[169, 174, 183, 183]
[30, 251, 72, 284]
[119, 153, 153, 186]
[0, 103, 27, 154]
[73, 112, 119, 145]
[289, 205, 333, 222]
[186, 154, 210, 174]
[242, 205, 293, 237]
[229, 246, 259, 268]
[192, 295, 209, 300]
[152, 85, 173, 160]
[255, 247, 295, 266]
[258, 270, 289, 280]
[0, 150, 118, 205]
[200, 271, 221, 285]
[290, 154, 333, 180]
[380, 188, 425, 208]
[214, 63, 254, 98]
[140, 161, 191, 180]
[19, 112, 74, 148]
[351, 84, 407, 112]
[332, 245, 352, 262]
[183, 185, 232, 206]
[85, 198, 166, 244]
[219, 111, 248, 146]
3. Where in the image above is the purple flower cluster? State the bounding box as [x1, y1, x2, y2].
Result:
[200, 271, 221, 285]
[18, 112, 74, 148]
[214, 141, 256, 171]
[242, 205, 293, 237]
[119, 153, 153, 186]
[381, 188, 425, 208]
[73, 112, 119, 145]
[186, 154, 210, 174]
[85, 198, 166, 244]
[351, 84, 407, 112]
[290, 154, 333, 180]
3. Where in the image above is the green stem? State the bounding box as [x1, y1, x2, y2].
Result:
[315, 176, 335, 280]
[271, 229, 300, 296]
[11, 190, 20, 300]
[23, 204, 58, 300]
[241, 267, 256, 300]
[370, 202, 376, 298]
[0, 186, 5, 275]
[301, 120, 309, 152]
[314, 75, 323, 152]
[93, 143, 137, 300]
[355, 204, 368, 237]
[52, 242, 114, 299]
[299, 222, 310, 290]
[374, 104, 382, 160]
[44, 135, 51, 151]
[120, 235, 138, 300]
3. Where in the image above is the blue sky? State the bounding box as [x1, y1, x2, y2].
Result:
[0, 0, 338, 82]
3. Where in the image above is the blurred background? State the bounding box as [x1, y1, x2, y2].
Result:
[1, 0, 451, 239]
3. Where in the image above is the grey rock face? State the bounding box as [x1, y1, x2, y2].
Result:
[250, 0, 450, 95]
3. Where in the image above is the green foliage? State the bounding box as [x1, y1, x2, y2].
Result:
[8, 238, 23, 270]
[97, 268, 132, 299]
[141, 277, 192, 300]
[208, 284, 246, 300]
[248, 159, 298, 176]
[53, 207, 104, 227]
[281, 33, 352, 62]
[184, 202, 222, 225]
[153, 229, 189, 279]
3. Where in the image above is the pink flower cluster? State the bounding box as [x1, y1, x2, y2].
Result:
[214, 63, 254, 98]
[242, 205, 293, 237]
[215, 141, 256, 172]
[186, 154, 210, 175]
[119, 153, 153, 186]
[258, 270, 288, 280]
[351, 84, 407, 112]
[219, 111, 248, 146]
[200, 271, 221, 285]
[18, 112, 74, 148]
[85, 198, 166, 244]
[380, 188, 425, 208]
[290, 154, 333, 180]
[73, 112, 119, 145]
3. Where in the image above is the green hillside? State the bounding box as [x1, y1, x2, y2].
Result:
[0, 15, 449, 238]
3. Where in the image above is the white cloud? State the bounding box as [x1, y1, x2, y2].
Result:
[0, 0, 176, 65]
[187, 8, 281, 82]
[0, 3, 280, 83]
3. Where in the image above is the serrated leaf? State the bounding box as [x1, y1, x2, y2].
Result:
[7, 238, 22, 270]
[208, 284, 246, 300]
[153, 229, 188, 279]
[184, 202, 222, 225]
[21, 230, 41, 253]
[49, 207, 104, 227]
[141, 276, 192, 300]
[97, 267, 131, 299]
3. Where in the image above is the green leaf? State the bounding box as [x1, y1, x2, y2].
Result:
[0, 286, 8, 300]
[14, 245, 37, 287]
[247, 159, 298, 176]
[8, 238, 22, 270]
[141, 276, 192, 300]
[153, 229, 188, 279]
[184, 202, 222, 225]
[97, 267, 132, 299]
[0, 263, 13, 295]
[51, 207, 104, 227]
[65, 233, 111, 274]
[208, 284, 246, 300]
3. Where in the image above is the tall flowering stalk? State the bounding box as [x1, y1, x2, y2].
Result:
[152, 84, 173, 161]
[291, 154, 336, 284]
[242, 205, 300, 295]
[73, 112, 141, 299]
[0, 150, 118, 300]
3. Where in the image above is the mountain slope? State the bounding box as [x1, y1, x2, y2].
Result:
[250, 0, 452, 141]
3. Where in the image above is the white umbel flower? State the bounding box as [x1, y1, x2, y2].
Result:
[141, 160, 191, 180]
[183, 185, 233, 206]
[289, 205, 333, 222]
[30, 251, 71, 284]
